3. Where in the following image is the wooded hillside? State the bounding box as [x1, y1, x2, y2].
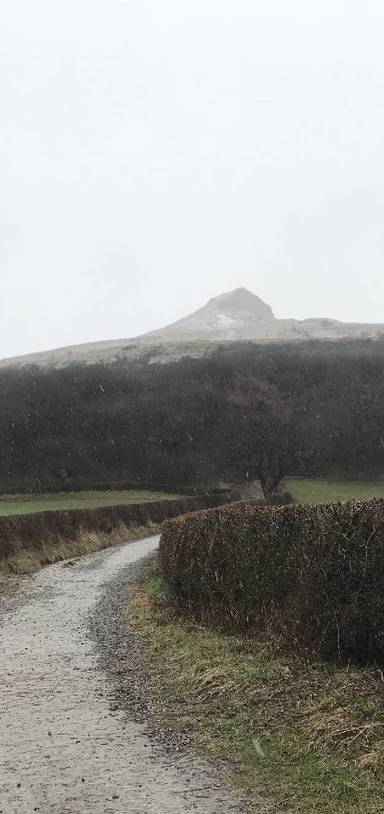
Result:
[1, 338, 384, 493]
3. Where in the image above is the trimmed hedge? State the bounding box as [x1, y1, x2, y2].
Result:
[159, 499, 384, 664]
[0, 493, 232, 562]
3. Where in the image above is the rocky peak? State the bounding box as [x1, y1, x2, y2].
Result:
[137, 287, 276, 341]
[205, 288, 275, 321]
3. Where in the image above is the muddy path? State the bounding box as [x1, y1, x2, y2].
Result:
[0, 536, 253, 814]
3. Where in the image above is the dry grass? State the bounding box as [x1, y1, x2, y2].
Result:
[0, 522, 161, 577]
[126, 560, 384, 813]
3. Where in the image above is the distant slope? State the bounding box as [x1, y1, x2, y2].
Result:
[1, 287, 384, 368]
[141, 287, 276, 340]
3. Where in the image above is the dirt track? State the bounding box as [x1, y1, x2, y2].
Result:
[0, 536, 251, 813]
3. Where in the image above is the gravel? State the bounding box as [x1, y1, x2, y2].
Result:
[88, 554, 193, 750]
[0, 535, 260, 813]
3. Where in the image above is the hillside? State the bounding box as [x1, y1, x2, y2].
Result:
[1, 287, 384, 369]
[1, 338, 384, 494]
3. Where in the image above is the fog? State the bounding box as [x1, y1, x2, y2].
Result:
[2, 0, 384, 358]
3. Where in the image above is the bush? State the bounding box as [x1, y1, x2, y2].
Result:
[159, 499, 384, 664]
[0, 493, 232, 562]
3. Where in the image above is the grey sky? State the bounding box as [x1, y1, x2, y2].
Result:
[1, 0, 384, 358]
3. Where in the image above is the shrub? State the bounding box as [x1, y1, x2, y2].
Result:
[159, 499, 384, 664]
[0, 493, 232, 562]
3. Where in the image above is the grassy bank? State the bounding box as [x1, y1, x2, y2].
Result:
[0, 489, 180, 517]
[127, 563, 384, 814]
[286, 478, 384, 505]
[0, 522, 162, 579]
[0, 493, 229, 577]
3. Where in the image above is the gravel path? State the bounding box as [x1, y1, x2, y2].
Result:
[0, 535, 254, 813]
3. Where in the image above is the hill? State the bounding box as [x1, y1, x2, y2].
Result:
[1, 338, 384, 494]
[1, 287, 384, 368]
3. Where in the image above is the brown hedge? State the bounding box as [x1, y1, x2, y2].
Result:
[159, 499, 384, 664]
[0, 493, 232, 562]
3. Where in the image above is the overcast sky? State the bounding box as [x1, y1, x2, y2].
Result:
[2, 0, 384, 358]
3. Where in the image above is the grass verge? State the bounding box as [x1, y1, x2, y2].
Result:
[126, 559, 384, 814]
[0, 490, 180, 517]
[286, 477, 384, 505]
[0, 522, 161, 579]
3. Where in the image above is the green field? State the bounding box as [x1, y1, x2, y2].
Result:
[287, 477, 384, 505]
[0, 490, 180, 517]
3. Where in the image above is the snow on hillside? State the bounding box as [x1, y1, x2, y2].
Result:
[1, 287, 384, 368]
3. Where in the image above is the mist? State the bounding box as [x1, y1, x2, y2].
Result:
[2, 0, 384, 358]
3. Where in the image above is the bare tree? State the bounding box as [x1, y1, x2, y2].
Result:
[229, 384, 298, 498]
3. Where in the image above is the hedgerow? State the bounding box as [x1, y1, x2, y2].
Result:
[0, 493, 231, 563]
[159, 499, 384, 663]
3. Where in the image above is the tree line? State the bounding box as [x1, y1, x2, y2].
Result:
[1, 338, 384, 494]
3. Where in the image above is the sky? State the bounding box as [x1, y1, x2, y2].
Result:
[1, 0, 384, 358]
